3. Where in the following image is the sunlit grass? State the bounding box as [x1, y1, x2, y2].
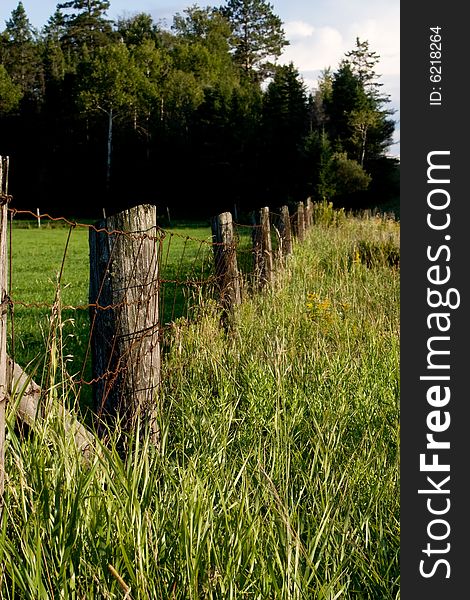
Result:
[1, 211, 400, 598]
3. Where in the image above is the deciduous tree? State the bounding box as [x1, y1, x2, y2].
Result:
[78, 42, 140, 194]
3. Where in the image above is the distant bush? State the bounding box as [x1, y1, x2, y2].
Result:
[311, 200, 345, 227]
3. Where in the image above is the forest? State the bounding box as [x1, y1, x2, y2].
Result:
[0, 0, 399, 219]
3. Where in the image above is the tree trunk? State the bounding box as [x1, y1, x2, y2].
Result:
[106, 107, 113, 197]
[360, 125, 367, 167]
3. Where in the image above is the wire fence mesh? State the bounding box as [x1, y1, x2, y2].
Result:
[4, 202, 311, 421]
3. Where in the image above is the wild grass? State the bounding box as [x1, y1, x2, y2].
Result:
[1, 211, 399, 598]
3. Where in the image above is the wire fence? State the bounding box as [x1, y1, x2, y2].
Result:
[1, 194, 315, 447]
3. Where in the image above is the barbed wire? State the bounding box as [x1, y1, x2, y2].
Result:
[5, 202, 313, 415]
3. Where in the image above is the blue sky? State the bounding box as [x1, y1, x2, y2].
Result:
[1, 0, 399, 155]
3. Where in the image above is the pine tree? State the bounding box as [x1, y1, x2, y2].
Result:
[57, 0, 113, 54]
[321, 40, 396, 205]
[325, 62, 367, 154]
[263, 62, 308, 136]
[42, 9, 68, 82]
[220, 0, 288, 81]
[344, 37, 387, 102]
[342, 38, 395, 163]
[310, 67, 332, 130]
[0, 1, 42, 97]
[43, 8, 67, 42]
[262, 63, 309, 201]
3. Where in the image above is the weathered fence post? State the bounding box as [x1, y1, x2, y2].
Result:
[7, 358, 94, 461]
[305, 198, 313, 229]
[0, 156, 9, 501]
[211, 211, 241, 311]
[295, 201, 306, 242]
[89, 205, 161, 444]
[253, 206, 274, 287]
[279, 205, 293, 257]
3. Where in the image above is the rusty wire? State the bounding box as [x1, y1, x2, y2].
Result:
[6, 204, 304, 404]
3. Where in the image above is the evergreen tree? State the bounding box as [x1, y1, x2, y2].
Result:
[325, 62, 367, 155]
[320, 40, 397, 206]
[42, 10, 68, 83]
[220, 0, 288, 81]
[43, 8, 67, 42]
[57, 0, 113, 55]
[0, 64, 21, 113]
[262, 63, 309, 202]
[342, 38, 395, 163]
[263, 62, 308, 138]
[0, 2, 42, 98]
[313, 131, 336, 201]
[310, 67, 332, 130]
[344, 37, 387, 102]
[326, 56, 394, 167]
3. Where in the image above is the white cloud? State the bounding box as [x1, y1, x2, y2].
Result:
[279, 17, 399, 102]
[278, 13, 400, 156]
[284, 20, 315, 40]
[280, 23, 344, 77]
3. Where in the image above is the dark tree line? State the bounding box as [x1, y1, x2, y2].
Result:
[0, 1, 398, 219]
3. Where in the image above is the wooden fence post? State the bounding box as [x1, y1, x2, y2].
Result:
[253, 206, 274, 287]
[295, 201, 306, 242]
[305, 198, 313, 229]
[211, 211, 241, 311]
[89, 204, 161, 444]
[279, 205, 293, 257]
[0, 156, 9, 501]
[7, 358, 94, 461]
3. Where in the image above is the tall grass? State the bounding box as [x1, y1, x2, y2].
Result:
[1, 212, 399, 598]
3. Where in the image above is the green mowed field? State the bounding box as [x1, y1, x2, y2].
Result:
[9, 224, 91, 381]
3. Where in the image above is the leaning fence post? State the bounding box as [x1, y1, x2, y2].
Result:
[279, 205, 293, 257]
[253, 207, 274, 287]
[295, 201, 306, 242]
[89, 204, 161, 445]
[0, 156, 9, 501]
[211, 211, 241, 312]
